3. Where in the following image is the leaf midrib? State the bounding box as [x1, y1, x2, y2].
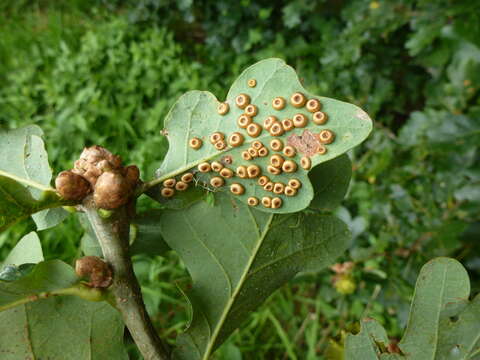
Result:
[201, 213, 274, 360]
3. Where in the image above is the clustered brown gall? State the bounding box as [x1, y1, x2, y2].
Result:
[55, 146, 140, 209]
[75, 256, 113, 288]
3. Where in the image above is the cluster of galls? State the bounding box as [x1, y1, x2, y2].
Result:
[55, 146, 140, 209]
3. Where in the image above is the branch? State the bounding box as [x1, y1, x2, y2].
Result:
[83, 197, 170, 360]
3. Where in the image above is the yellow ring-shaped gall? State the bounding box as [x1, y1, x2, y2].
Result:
[161, 187, 175, 198]
[263, 115, 277, 130]
[210, 132, 225, 144]
[282, 119, 294, 131]
[214, 140, 227, 150]
[306, 98, 321, 112]
[258, 147, 269, 157]
[312, 111, 328, 125]
[242, 151, 252, 160]
[236, 165, 248, 178]
[230, 183, 245, 195]
[269, 122, 284, 137]
[271, 197, 283, 209]
[245, 104, 258, 117]
[189, 137, 202, 150]
[272, 97, 286, 110]
[288, 178, 302, 189]
[270, 139, 284, 151]
[283, 146, 296, 158]
[262, 196, 272, 208]
[175, 181, 189, 191]
[218, 102, 230, 115]
[300, 156, 311, 170]
[211, 161, 224, 172]
[237, 114, 253, 129]
[258, 175, 270, 186]
[270, 154, 285, 168]
[273, 182, 285, 194]
[263, 182, 274, 192]
[246, 123, 262, 137]
[198, 162, 211, 173]
[210, 176, 225, 188]
[228, 132, 245, 147]
[220, 168, 234, 178]
[181, 173, 194, 183]
[290, 92, 307, 108]
[247, 196, 259, 206]
[247, 165, 261, 178]
[284, 186, 297, 197]
[163, 178, 176, 188]
[248, 147, 258, 157]
[282, 160, 298, 173]
[319, 129, 335, 144]
[267, 165, 282, 175]
[248, 79, 257, 88]
[292, 113, 308, 128]
[252, 140, 263, 150]
[235, 93, 251, 109]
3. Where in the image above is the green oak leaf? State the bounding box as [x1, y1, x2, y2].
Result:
[159, 193, 351, 360]
[345, 257, 479, 360]
[0, 126, 68, 232]
[0, 297, 127, 360]
[309, 154, 352, 212]
[1, 231, 43, 266]
[0, 232, 128, 359]
[0, 232, 107, 312]
[152, 58, 372, 213]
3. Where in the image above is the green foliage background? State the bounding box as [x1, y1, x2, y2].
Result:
[1, 0, 479, 358]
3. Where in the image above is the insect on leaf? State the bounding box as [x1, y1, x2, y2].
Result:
[152, 58, 372, 213]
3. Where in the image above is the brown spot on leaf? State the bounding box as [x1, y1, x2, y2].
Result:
[287, 130, 323, 157]
[222, 155, 233, 165]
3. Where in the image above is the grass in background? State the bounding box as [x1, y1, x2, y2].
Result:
[1, 0, 479, 358]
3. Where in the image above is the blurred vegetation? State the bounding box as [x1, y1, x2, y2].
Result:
[1, 0, 479, 358]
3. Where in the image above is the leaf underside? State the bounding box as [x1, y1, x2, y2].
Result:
[345, 257, 480, 360]
[0, 126, 67, 232]
[159, 193, 351, 360]
[153, 58, 372, 214]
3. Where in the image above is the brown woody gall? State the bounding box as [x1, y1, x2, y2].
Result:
[55, 170, 91, 201]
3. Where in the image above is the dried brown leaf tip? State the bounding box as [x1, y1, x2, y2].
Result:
[56, 146, 140, 209]
[75, 256, 112, 288]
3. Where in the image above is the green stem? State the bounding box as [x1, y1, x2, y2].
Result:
[83, 198, 170, 360]
[0, 283, 105, 312]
